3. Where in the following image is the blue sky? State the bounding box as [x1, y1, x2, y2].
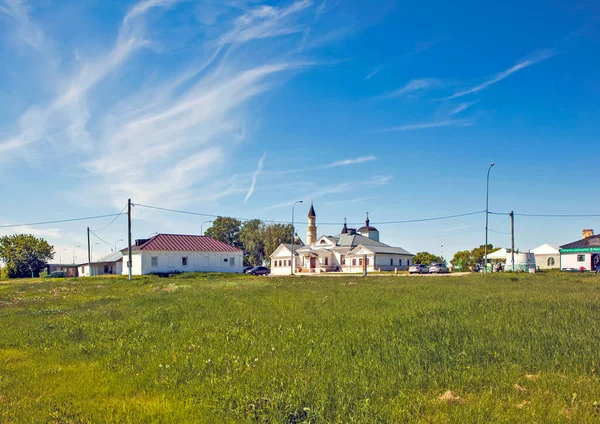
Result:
[1, 0, 599, 263]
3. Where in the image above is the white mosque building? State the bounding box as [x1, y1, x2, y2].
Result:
[270, 203, 414, 275]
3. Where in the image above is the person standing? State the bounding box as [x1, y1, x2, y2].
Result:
[595, 255, 600, 276]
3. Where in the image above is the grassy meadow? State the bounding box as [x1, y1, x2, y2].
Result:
[1, 272, 600, 423]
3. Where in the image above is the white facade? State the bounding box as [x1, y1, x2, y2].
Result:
[560, 252, 594, 271]
[78, 261, 123, 277]
[122, 250, 243, 275]
[531, 244, 560, 269]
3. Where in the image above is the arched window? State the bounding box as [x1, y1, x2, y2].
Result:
[547, 257, 555, 267]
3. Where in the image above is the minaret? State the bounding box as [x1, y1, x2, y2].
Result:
[307, 202, 317, 245]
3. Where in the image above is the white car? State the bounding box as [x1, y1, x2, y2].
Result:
[409, 264, 429, 274]
[429, 263, 449, 274]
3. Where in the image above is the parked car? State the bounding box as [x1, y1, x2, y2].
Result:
[247, 266, 271, 276]
[43, 271, 65, 278]
[429, 263, 449, 274]
[242, 266, 254, 274]
[409, 264, 429, 274]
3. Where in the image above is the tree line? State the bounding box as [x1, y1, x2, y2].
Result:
[204, 217, 295, 266]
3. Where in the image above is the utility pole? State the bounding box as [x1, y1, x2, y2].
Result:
[87, 227, 91, 277]
[484, 162, 495, 274]
[128, 198, 133, 280]
[510, 211, 515, 272]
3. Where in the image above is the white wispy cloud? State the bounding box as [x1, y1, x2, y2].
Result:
[449, 100, 478, 116]
[365, 66, 382, 80]
[379, 119, 473, 132]
[442, 49, 555, 100]
[324, 196, 379, 205]
[0, 0, 350, 210]
[245, 152, 266, 203]
[0, 0, 49, 52]
[383, 78, 441, 98]
[262, 176, 391, 211]
[0, 225, 62, 239]
[324, 155, 377, 168]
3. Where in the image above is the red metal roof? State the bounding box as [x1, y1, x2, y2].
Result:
[134, 234, 242, 252]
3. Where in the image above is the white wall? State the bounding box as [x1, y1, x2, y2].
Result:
[561, 253, 592, 270]
[128, 250, 243, 275]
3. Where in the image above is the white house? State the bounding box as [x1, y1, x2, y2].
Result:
[120, 234, 243, 275]
[270, 204, 414, 275]
[531, 244, 560, 269]
[78, 251, 123, 277]
[560, 229, 600, 271]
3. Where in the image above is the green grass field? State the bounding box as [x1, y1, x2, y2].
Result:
[1, 272, 600, 423]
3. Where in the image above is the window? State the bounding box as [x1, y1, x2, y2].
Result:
[366, 258, 369, 265]
[577, 255, 585, 262]
[399, 259, 402, 266]
[341, 255, 345, 265]
[325, 257, 329, 266]
[390, 258, 394, 266]
[547, 257, 555, 267]
[104, 265, 109, 274]
[224, 258, 228, 262]
[352, 259, 356, 266]
[182, 257, 188, 266]
[407, 259, 410, 266]
[359, 258, 363, 266]
[151, 256, 158, 267]
[230, 257, 235, 266]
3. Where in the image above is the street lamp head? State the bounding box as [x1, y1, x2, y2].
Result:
[490, 162, 495, 167]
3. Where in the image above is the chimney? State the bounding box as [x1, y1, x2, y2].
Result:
[135, 238, 150, 246]
[582, 229, 594, 239]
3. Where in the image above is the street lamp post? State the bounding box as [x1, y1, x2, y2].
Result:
[59, 248, 67, 265]
[73, 246, 80, 264]
[484, 163, 495, 274]
[291, 201, 303, 275]
[201, 221, 213, 235]
[114, 239, 124, 252]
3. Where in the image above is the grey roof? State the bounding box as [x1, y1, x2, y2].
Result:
[281, 243, 304, 255]
[95, 251, 124, 263]
[293, 232, 414, 256]
[560, 234, 600, 250]
[352, 245, 413, 255]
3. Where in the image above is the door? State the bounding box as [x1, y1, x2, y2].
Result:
[593, 254, 600, 271]
[310, 257, 316, 269]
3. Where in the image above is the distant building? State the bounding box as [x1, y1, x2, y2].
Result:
[531, 244, 560, 269]
[559, 229, 600, 271]
[78, 251, 123, 277]
[120, 234, 243, 275]
[270, 203, 414, 274]
[46, 264, 79, 277]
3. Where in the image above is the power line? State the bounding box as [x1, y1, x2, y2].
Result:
[88, 229, 113, 249]
[134, 203, 487, 226]
[373, 211, 485, 224]
[92, 205, 127, 232]
[0, 213, 125, 229]
[514, 213, 600, 218]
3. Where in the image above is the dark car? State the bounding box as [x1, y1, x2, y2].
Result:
[43, 271, 65, 278]
[242, 266, 254, 274]
[247, 266, 271, 276]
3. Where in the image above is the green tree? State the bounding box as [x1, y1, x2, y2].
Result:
[263, 223, 294, 266]
[0, 234, 54, 278]
[450, 245, 500, 271]
[471, 244, 499, 266]
[451, 250, 472, 270]
[413, 251, 443, 265]
[204, 217, 243, 249]
[239, 219, 266, 266]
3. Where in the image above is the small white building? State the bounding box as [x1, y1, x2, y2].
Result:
[78, 251, 123, 277]
[270, 204, 414, 275]
[531, 244, 560, 269]
[121, 234, 243, 275]
[560, 229, 600, 272]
